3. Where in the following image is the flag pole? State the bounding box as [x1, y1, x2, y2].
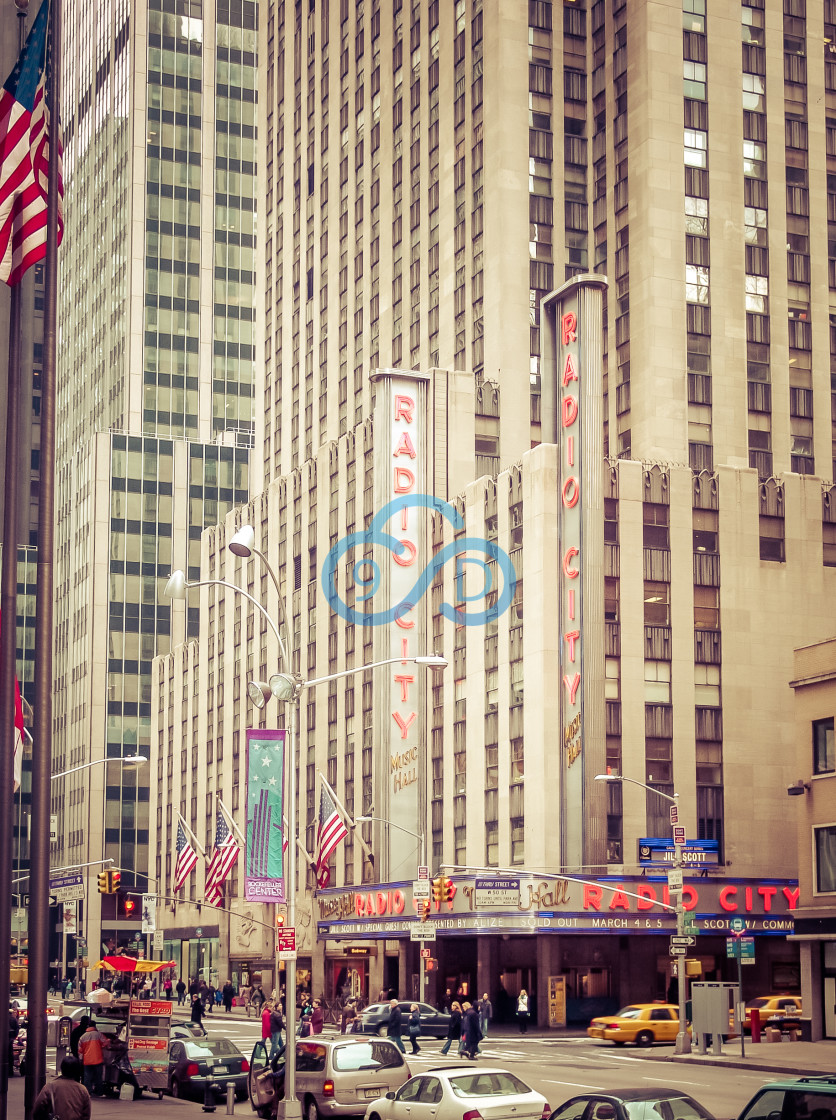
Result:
[217, 796, 247, 847]
[27, 0, 61, 1111]
[178, 811, 207, 856]
[0, 2, 30, 1107]
[318, 769, 374, 866]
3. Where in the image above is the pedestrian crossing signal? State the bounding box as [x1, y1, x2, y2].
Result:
[425, 958, 437, 971]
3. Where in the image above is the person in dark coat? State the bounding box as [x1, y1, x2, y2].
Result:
[269, 1004, 285, 1061]
[440, 1001, 462, 1055]
[70, 1016, 91, 1059]
[8, 1011, 19, 1076]
[461, 1002, 482, 1059]
[33, 1056, 91, 1120]
[222, 981, 235, 1013]
[407, 1004, 422, 1055]
[175, 978, 187, 1005]
[386, 999, 405, 1053]
[190, 995, 204, 1026]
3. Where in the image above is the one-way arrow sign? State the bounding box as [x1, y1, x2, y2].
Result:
[671, 935, 696, 948]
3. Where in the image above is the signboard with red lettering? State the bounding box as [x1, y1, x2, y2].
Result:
[128, 1000, 172, 1086]
[371, 369, 430, 883]
[542, 277, 608, 870]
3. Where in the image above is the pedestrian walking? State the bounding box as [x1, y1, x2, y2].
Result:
[476, 993, 492, 1039]
[163, 977, 173, 1000]
[310, 998, 325, 1035]
[8, 1011, 18, 1076]
[252, 984, 266, 1013]
[341, 998, 358, 1033]
[407, 1004, 422, 1055]
[261, 1003, 272, 1042]
[190, 994, 204, 1027]
[70, 1015, 91, 1059]
[175, 978, 186, 1005]
[222, 980, 235, 1013]
[78, 1021, 107, 1096]
[440, 1001, 462, 1055]
[461, 1002, 482, 1059]
[439, 988, 452, 1013]
[516, 989, 530, 1033]
[385, 999, 406, 1053]
[33, 1056, 91, 1120]
[269, 1004, 285, 1061]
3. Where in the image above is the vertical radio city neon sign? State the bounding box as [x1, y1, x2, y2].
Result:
[546, 275, 607, 871]
[560, 308, 583, 770]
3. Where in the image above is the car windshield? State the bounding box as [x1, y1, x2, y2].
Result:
[364, 1005, 384, 1015]
[614, 1007, 643, 1020]
[623, 1099, 712, 1120]
[746, 999, 770, 1009]
[184, 1040, 239, 1058]
[448, 1073, 531, 1098]
[333, 1041, 405, 1071]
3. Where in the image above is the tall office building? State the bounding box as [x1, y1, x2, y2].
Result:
[53, 0, 257, 963]
[151, 0, 836, 1025]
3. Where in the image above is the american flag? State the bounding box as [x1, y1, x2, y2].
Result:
[173, 819, 198, 892]
[205, 810, 240, 907]
[0, 0, 64, 287]
[315, 783, 347, 889]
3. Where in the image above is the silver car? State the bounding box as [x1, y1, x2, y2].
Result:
[249, 1037, 411, 1120]
[364, 1067, 550, 1120]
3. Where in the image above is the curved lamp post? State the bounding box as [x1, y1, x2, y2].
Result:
[594, 773, 690, 1054]
[166, 532, 445, 1120]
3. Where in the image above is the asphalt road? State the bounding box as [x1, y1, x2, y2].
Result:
[199, 1016, 778, 1120]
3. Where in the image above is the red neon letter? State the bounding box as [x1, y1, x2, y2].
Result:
[393, 539, 417, 566]
[608, 888, 630, 910]
[562, 396, 578, 428]
[393, 431, 417, 459]
[583, 884, 602, 910]
[564, 630, 580, 661]
[783, 886, 800, 909]
[394, 395, 414, 422]
[719, 885, 737, 911]
[393, 674, 415, 702]
[562, 477, 580, 508]
[561, 311, 577, 345]
[562, 673, 580, 704]
[562, 547, 579, 578]
[758, 886, 777, 911]
[562, 352, 578, 385]
[392, 711, 417, 739]
[636, 885, 656, 910]
[394, 603, 415, 629]
[394, 467, 415, 493]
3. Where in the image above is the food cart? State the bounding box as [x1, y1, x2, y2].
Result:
[91, 956, 176, 1098]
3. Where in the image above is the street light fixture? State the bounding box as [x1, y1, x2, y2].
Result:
[51, 755, 147, 781]
[593, 773, 690, 1055]
[167, 536, 446, 1120]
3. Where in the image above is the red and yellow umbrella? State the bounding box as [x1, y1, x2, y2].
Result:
[93, 955, 176, 973]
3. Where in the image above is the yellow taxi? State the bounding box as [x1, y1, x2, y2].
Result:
[730, 995, 802, 1033]
[587, 1003, 682, 1047]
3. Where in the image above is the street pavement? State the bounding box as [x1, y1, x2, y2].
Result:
[11, 1009, 836, 1120]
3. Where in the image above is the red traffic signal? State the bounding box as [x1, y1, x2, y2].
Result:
[123, 898, 137, 918]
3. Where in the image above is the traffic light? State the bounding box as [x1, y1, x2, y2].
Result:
[431, 876, 444, 905]
[425, 958, 437, 972]
[123, 897, 137, 919]
[97, 871, 109, 894]
[420, 899, 432, 922]
[443, 877, 455, 904]
[276, 909, 287, 929]
[110, 870, 121, 892]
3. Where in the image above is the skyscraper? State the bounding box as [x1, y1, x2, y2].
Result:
[151, 0, 836, 1015]
[54, 0, 257, 961]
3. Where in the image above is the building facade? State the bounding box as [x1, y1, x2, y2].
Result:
[148, 0, 836, 1023]
[52, 0, 258, 968]
[789, 637, 836, 1041]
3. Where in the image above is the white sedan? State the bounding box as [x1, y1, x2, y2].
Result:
[364, 1066, 550, 1120]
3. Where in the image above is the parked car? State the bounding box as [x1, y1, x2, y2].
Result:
[249, 1036, 411, 1120]
[729, 994, 802, 1034]
[587, 1004, 683, 1047]
[365, 1066, 550, 1120]
[550, 1088, 715, 1120]
[736, 1076, 836, 1120]
[168, 1037, 249, 1101]
[358, 1002, 452, 1039]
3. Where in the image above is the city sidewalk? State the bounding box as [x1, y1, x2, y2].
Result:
[7, 1074, 207, 1117]
[644, 1037, 836, 1077]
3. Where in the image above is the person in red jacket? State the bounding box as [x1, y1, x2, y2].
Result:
[262, 1003, 272, 1042]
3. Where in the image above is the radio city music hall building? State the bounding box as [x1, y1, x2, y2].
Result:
[152, 278, 832, 1022]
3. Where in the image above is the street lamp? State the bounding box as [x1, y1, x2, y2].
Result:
[51, 755, 147, 780]
[167, 533, 446, 1120]
[593, 773, 690, 1055]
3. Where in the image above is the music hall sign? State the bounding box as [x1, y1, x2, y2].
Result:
[316, 874, 798, 940]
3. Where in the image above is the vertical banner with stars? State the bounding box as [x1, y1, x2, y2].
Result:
[245, 729, 287, 903]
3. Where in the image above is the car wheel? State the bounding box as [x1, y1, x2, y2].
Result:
[305, 1097, 320, 1120]
[377, 1025, 387, 1037]
[634, 1030, 654, 1048]
[170, 1078, 182, 1098]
